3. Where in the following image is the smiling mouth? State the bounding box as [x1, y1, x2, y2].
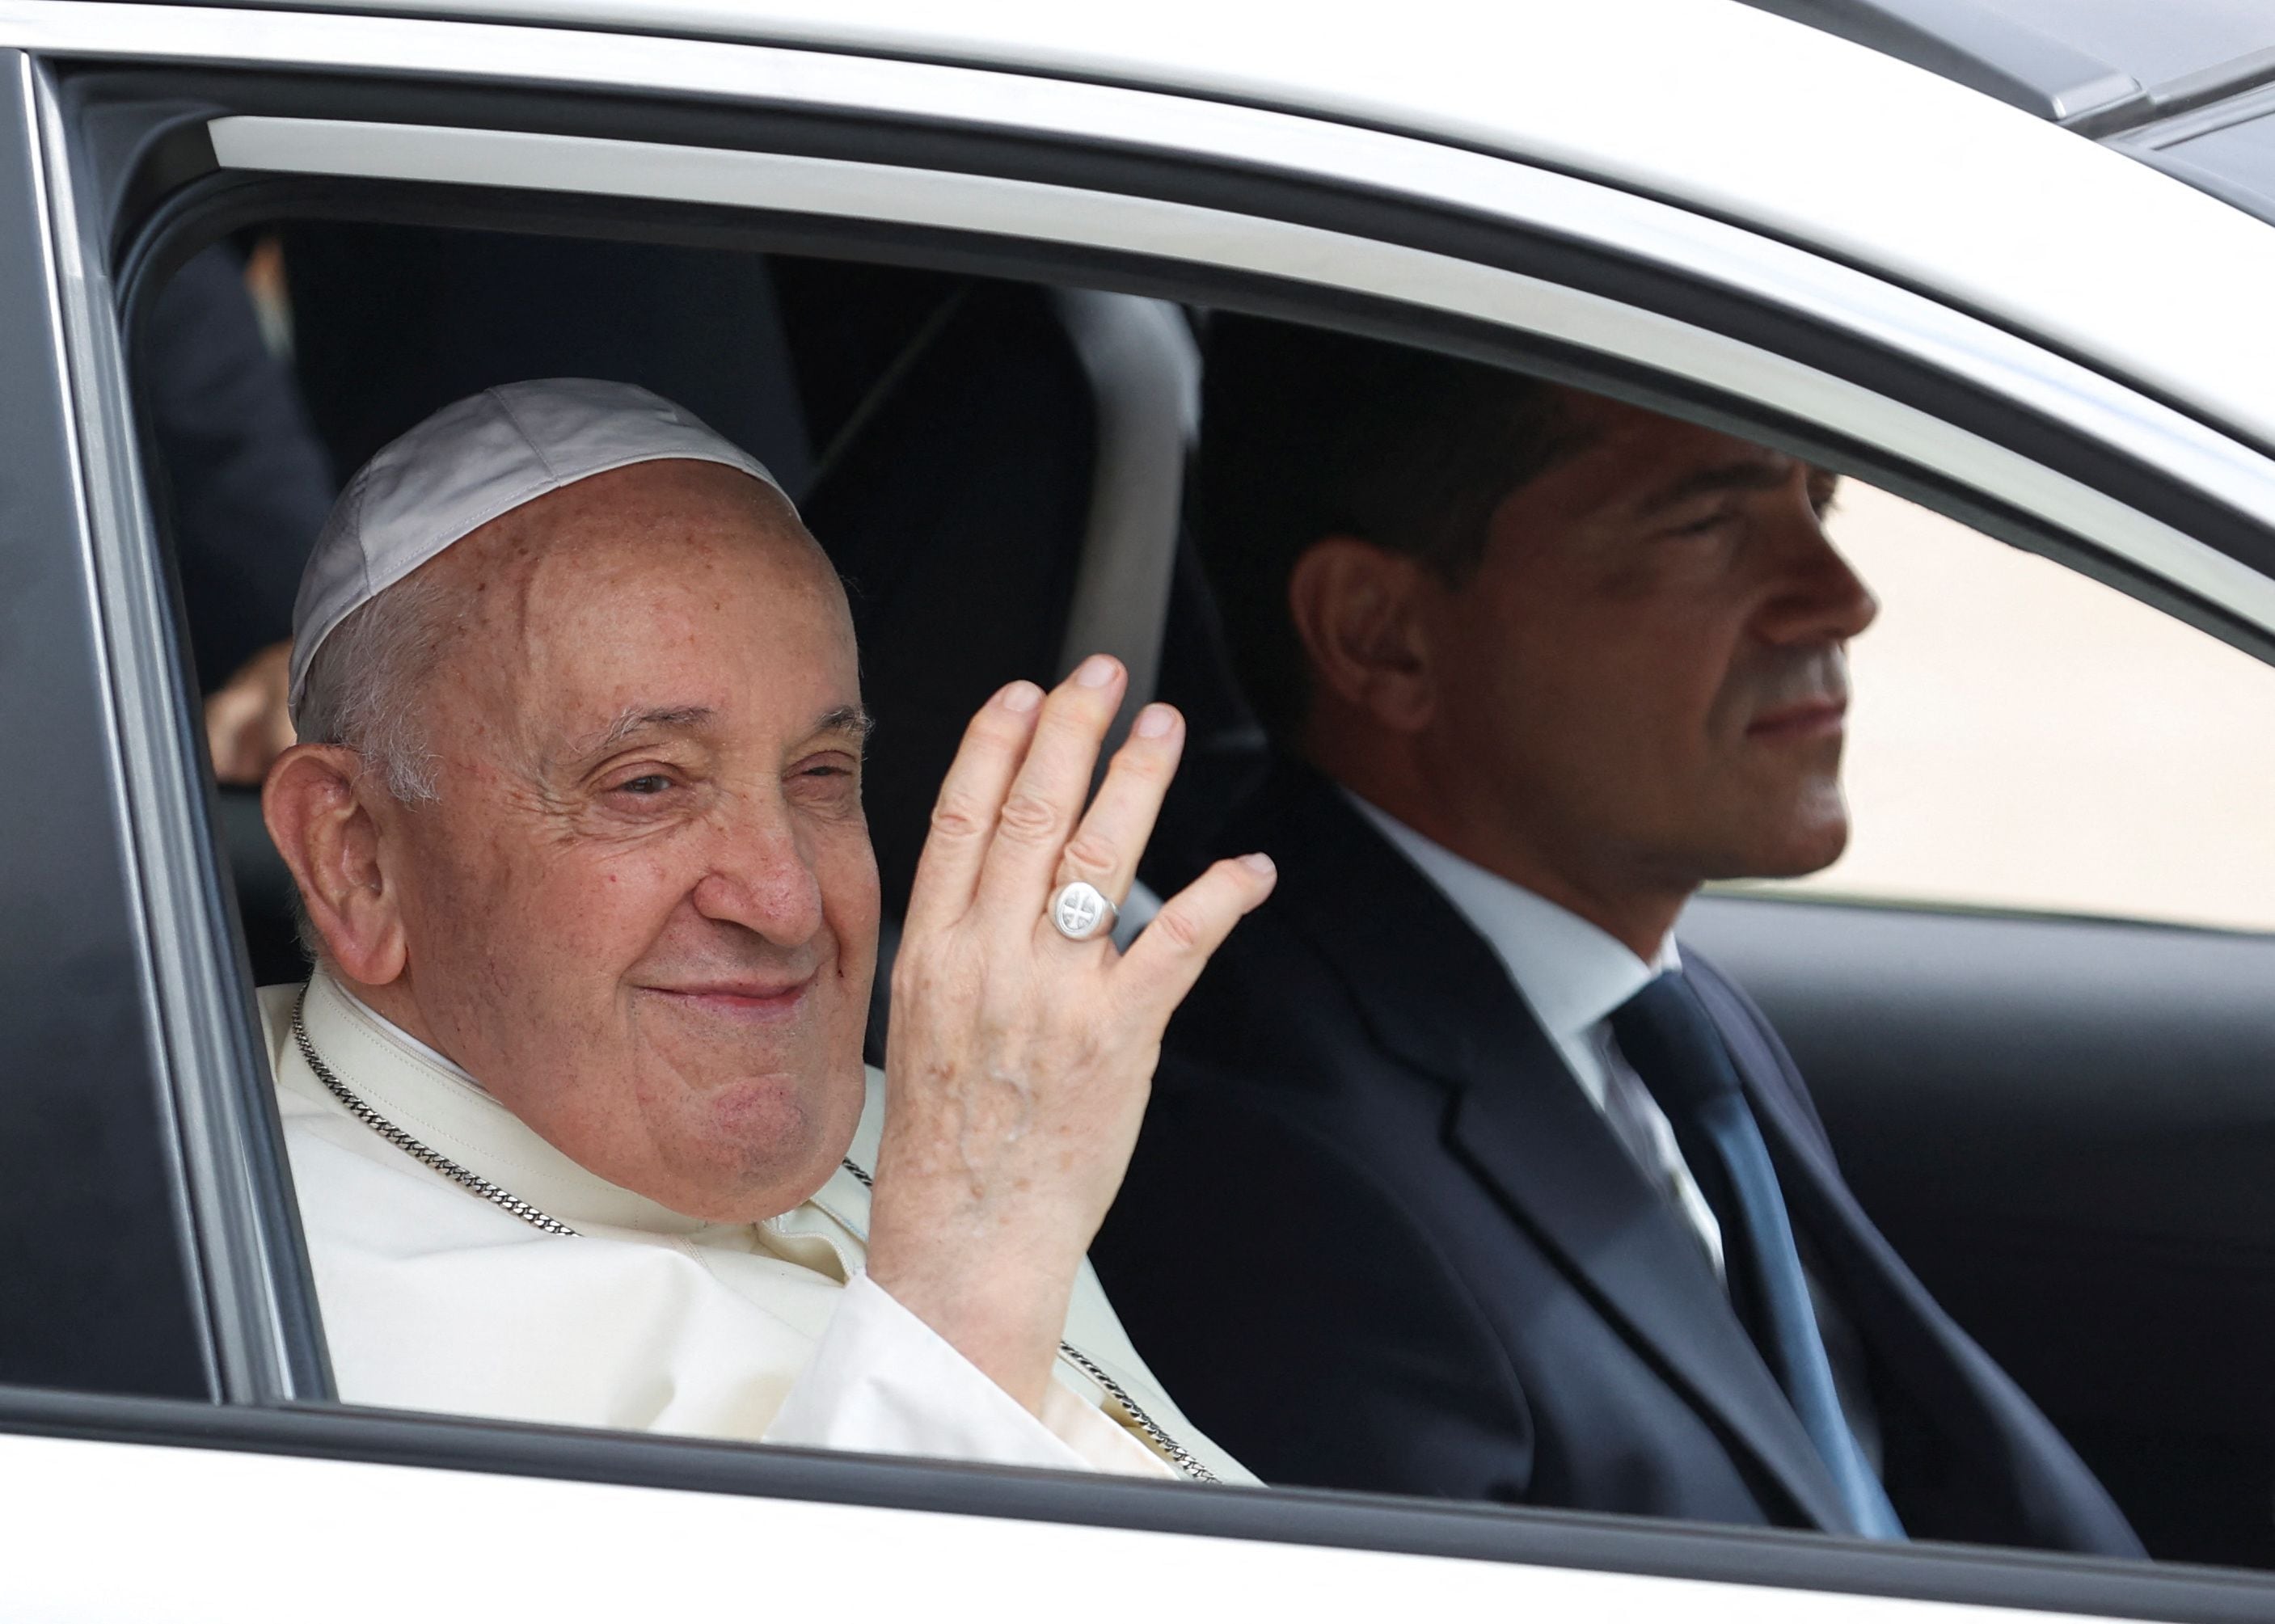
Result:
[1746, 699, 1847, 741]
[640, 977, 814, 1021]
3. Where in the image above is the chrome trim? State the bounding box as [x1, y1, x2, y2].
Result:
[32, 68, 326, 1403]
[207, 112, 2275, 642]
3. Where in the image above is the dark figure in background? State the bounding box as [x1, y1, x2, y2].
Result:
[144, 241, 336, 777]
[145, 241, 338, 985]
[1092, 318, 2140, 1556]
[140, 239, 336, 982]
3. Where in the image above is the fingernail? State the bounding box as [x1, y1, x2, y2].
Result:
[1073, 653, 1119, 689]
[1133, 703, 1177, 739]
[998, 681, 1042, 714]
[1239, 852, 1277, 877]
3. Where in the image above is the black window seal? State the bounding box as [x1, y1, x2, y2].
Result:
[42, 57, 334, 1409]
[0, 48, 217, 1403]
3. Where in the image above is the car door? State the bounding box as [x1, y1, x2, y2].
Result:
[6, 3, 2275, 1619]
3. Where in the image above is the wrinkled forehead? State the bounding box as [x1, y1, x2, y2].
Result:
[428, 463, 859, 757]
[1511, 393, 1804, 520]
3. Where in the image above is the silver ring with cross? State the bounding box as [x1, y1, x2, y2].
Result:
[1049, 880, 1120, 943]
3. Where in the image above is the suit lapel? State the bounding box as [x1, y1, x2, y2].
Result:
[1683, 962, 2147, 1554]
[1690, 966, 2142, 1553]
[1689, 963, 1983, 1422]
[1238, 766, 1855, 1533]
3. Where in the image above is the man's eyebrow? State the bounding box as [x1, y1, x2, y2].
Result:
[812, 704, 873, 747]
[564, 705, 718, 767]
[553, 702, 869, 774]
[1634, 455, 1796, 517]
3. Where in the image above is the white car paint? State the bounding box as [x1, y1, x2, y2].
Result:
[102, 0, 2275, 445]
[0, 1430, 2146, 1622]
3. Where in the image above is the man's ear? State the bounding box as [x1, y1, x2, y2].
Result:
[1286, 536, 1439, 734]
[262, 744, 410, 986]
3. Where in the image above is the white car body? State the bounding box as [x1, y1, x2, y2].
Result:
[2, 2, 2267, 1618]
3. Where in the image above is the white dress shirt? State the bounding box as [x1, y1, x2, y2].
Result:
[262, 969, 1248, 1483]
[1347, 795, 1725, 1274]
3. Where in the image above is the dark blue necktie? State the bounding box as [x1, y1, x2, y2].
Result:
[1610, 972, 1906, 1541]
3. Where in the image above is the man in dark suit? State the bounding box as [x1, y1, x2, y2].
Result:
[1092, 317, 2139, 1554]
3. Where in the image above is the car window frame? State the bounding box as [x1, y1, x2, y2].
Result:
[0, 47, 218, 1404]
[19, 26, 2275, 1622]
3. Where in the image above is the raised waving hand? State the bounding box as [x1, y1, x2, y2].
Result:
[865, 654, 1276, 1412]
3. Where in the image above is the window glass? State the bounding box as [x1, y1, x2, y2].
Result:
[1739, 481, 2275, 931]
[151, 218, 1220, 1473]
[137, 212, 2260, 1575]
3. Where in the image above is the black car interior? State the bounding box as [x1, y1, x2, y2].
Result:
[148, 218, 2275, 1572]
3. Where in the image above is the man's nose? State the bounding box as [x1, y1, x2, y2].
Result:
[690, 799, 826, 946]
[1759, 511, 1879, 647]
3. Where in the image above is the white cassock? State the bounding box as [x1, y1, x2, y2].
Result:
[260, 969, 1249, 1483]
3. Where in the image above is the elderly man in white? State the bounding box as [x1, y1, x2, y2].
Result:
[258, 378, 1277, 1481]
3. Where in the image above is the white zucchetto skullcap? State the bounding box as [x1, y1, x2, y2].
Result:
[288, 378, 787, 721]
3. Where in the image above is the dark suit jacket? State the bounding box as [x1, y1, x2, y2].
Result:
[144, 244, 336, 692]
[1094, 762, 2140, 1554]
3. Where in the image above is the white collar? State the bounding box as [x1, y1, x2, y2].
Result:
[1344, 791, 1677, 1044]
[301, 968, 881, 1243]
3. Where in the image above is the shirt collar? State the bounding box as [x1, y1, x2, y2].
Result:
[302, 968, 879, 1244]
[1344, 791, 1677, 1042]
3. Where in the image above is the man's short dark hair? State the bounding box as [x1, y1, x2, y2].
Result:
[1193, 315, 1579, 743]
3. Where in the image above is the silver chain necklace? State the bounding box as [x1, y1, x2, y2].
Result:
[290, 996, 1218, 1484]
[292, 997, 576, 1236]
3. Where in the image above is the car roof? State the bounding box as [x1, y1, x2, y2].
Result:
[1737, 0, 2275, 129]
[113, 0, 2275, 445]
[1736, 2, 2275, 234]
